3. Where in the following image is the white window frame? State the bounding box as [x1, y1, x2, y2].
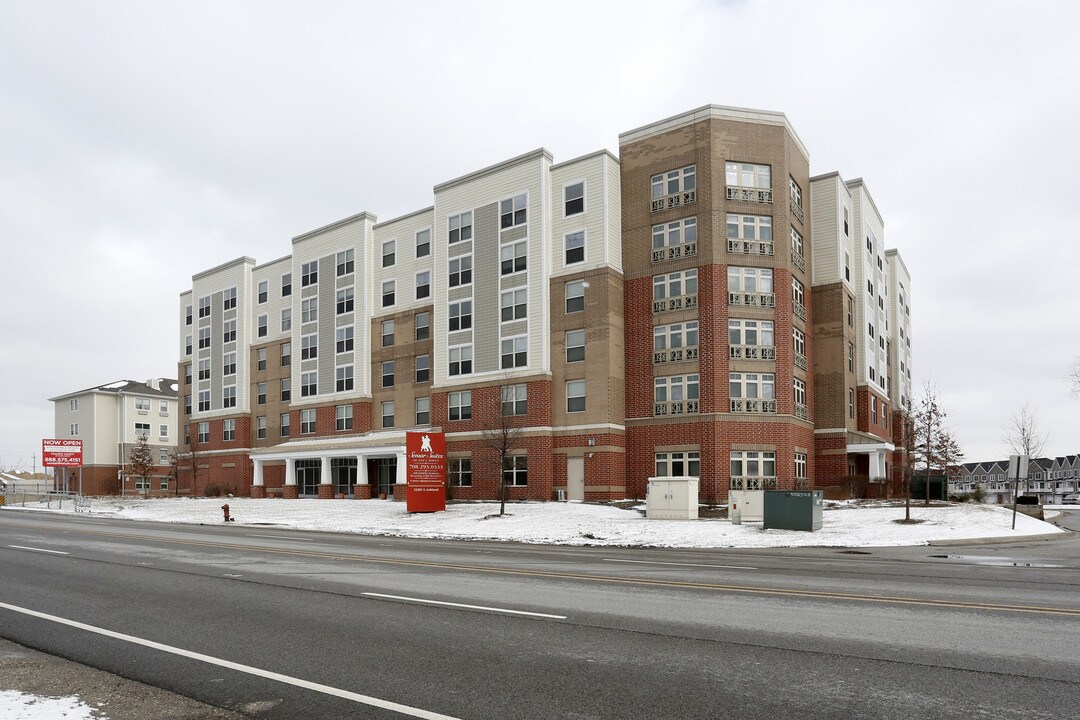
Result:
[337, 249, 354, 277]
[564, 181, 585, 217]
[448, 345, 472, 376]
[382, 240, 396, 268]
[501, 384, 527, 416]
[566, 329, 585, 363]
[500, 288, 527, 322]
[449, 390, 472, 421]
[500, 193, 527, 229]
[501, 336, 527, 369]
[415, 228, 431, 258]
[449, 255, 472, 287]
[448, 211, 473, 244]
[566, 380, 586, 413]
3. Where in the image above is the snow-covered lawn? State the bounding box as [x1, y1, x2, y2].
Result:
[8, 497, 1065, 548]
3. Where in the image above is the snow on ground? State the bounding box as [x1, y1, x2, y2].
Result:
[8, 497, 1064, 548]
[0, 690, 101, 719]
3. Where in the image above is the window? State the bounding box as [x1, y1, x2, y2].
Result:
[301, 409, 316, 434]
[564, 182, 584, 216]
[872, 396, 878, 424]
[726, 162, 771, 190]
[382, 240, 396, 268]
[415, 397, 430, 425]
[280, 413, 291, 437]
[301, 298, 317, 324]
[280, 342, 291, 366]
[844, 252, 851, 282]
[223, 419, 236, 441]
[335, 366, 353, 392]
[652, 217, 698, 261]
[792, 277, 805, 307]
[794, 328, 807, 363]
[500, 289, 527, 322]
[337, 249, 354, 276]
[449, 301, 472, 331]
[653, 269, 699, 311]
[301, 334, 317, 360]
[729, 373, 776, 412]
[223, 352, 236, 376]
[728, 320, 773, 358]
[223, 320, 236, 344]
[135, 422, 150, 437]
[502, 385, 527, 416]
[257, 416, 267, 440]
[652, 165, 696, 200]
[791, 227, 804, 258]
[564, 231, 585, 265]
[501, 336, 527, 369]
[223, 287, 236, 311]
[185, 335, 192, 356]
[449, 458, 472, 487]
[449, 391, 472, 421]
[257, 348, 267, 371]
[382, 361, 395, 388]
[415, 354, 430, 383]
[843, 207, 850, 236]
[728, 266, 773, 294]
[382, 280, 395, 307]
[449, 346, 472, 375]
[302, 371, 317, 397]
[280, 378, 291, 401]
[653, 321, 700, 363]
[159, 424, 169, 439]
[500, 193, 527, 229]
[198, 390, 210, 412]
[70, 422, 79, 436]
[301, 261, 318, 287]
[868, 323, 875, 339]
[789, 177, 803, 209]
[794, 378, 807, 408]
[849, 388, 855, 419]
[258, 281, 268, 303]
[184, 366, 192, 385]
[198, 359, 210, 380]
[730, 451, 777, 484]
[198, 422, 209, 444]
[282, 273, 292, 296]
[655, 451, 700, 478]
[281, 308, 291, 332]
[566, 380, 586, 413]
[847, 297, 854, 327]
[566, 330, 585, 363]
[449, 256, 472, 287]
[500, 241, 527, 275]
[415, 229, 431, 258]
[336, 288, 354, 315]
[448, 211, 473, 244]
[415, 271, 430, 300]
[223, 385, 236, 408]
[337, 326, 355, 354]
[198, 327, 210, 350]
[503, 456, 528, 486]
[726, 214, 771, 248]
[848, 342, 854, 373]
[337, 404, 353, 431]
[415, 312, 430, 341]
[565, 280, 585, 313]
[198, 295, 210, 318]
[381, 401, 395, 429]
[185, 305, 192, 326]
[160, 448, 170, 465]
[653, 374, 700, 414]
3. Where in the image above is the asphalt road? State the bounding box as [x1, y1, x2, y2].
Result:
[1, 509, 1078, 719]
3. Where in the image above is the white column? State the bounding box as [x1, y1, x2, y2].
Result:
[395, 452, 407, 485]
[252, 460, 264, 487]
[285, 457, 296, 486]
[357, 454, 369, 485]
[320, 456, 333, 485]
[869, 451, 883, 481]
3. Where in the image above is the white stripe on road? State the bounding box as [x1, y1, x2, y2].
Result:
[602, 558, 756, 570]
[363, 592, 567, 619]
[8, 545, 69, 555]
[0, 601, 462, 720]
[245, 533, 315, 541]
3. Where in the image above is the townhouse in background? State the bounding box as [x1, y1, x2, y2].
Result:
[176, 104, 913, 502]
[956, 457, 1080, 504]
[49, 379, 179, 495]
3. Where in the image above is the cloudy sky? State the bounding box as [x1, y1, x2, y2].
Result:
[1, 1, 1077, 471]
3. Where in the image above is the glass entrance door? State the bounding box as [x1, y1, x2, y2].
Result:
[375, 457, 397, 498]
[295, 459, 321, 496]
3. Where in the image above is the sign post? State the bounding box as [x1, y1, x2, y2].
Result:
[1008, 454, 1028, 530]
[405, 431, 446, 513]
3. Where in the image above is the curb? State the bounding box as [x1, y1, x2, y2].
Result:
[928, 530, 1073, 547]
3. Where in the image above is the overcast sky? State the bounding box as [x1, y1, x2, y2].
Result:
[1, 1, 1077, 471]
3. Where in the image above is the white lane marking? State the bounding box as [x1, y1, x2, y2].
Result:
[8, 545, 69, 556]
[0, 601, 461, 720]
[602, 558, 756, 570]
[363, 592, 567, 620]
[245, 534, 315, 541]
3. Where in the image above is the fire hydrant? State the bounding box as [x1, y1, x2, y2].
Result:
[221, 503, 234, 522]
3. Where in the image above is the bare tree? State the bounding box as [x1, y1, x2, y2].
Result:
[1003, 402, 1049, 493]
[912, 384, 944, 506]
[481, 384, 525, 516]
[129, 434, 155, 496]
[177, 423, 205, 496]
[936, 426, 966, 496]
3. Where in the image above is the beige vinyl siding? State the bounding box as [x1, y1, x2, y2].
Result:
[809, 176, 841, 287]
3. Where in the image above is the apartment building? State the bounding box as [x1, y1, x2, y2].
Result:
[957, 457, 1080, 504]
[49, 379, 179, 494]
[177, 103, 913, 502]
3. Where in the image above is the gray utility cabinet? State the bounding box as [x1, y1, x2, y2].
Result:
[763, 490, 823, 531]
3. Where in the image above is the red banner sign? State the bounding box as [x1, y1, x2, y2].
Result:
[405, 431, 446, 513]
[43, 439, 83, 467]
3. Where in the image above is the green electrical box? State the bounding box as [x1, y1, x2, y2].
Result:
[763, 490, 823, 531]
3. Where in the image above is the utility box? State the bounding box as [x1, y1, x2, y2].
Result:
[647, 477, 699, 520]
[728, 490, 765, 522]
[763, 490, 823, 531]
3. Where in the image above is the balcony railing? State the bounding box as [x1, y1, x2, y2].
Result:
[653, 294, 699, 314]
[652, 242, 698, 263]
[727, 239, 774, 256]
[792, 251, 805, 273]
[651, 189, 697, 213]
[726, 186, 773, 204]
[729, 398, 777, 414]
[729, 345, 776, 361]
[728, 292, 775, 308]
[730, 476, 778, 490]
[792, 300, 807, 321]
[794, 351, 808, 370]
[654, 346, 700, 364]
[794, 403, 809, 420]
[790, 198, 805, 224]
[653, 399, 700, 416]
